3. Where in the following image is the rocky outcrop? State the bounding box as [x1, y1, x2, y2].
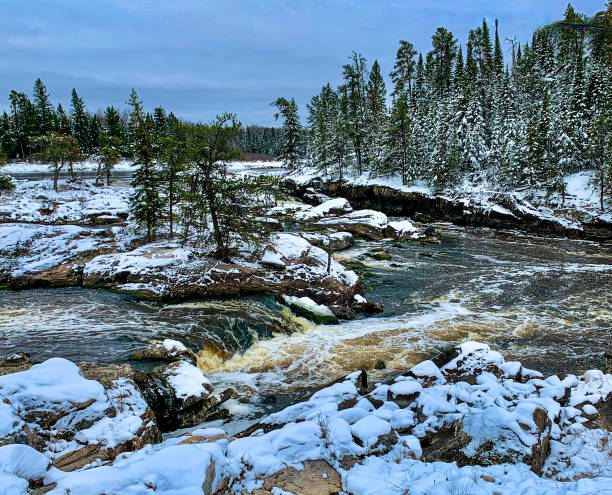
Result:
[79, 357, 234, 432]
[82, 234, 363, 318]
[133, 361, 234, 431]
[0, 358, 161, 472]
[283, 178, 612, 241]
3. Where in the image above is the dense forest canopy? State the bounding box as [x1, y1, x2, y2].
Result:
[273, 2, 612, 208]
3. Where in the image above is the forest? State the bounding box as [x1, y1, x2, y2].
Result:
[274, 3, 612, 209]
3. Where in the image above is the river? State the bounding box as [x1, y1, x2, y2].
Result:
[2, 222, 610, 423]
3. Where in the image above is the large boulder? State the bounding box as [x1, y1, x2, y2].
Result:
[282, 295, 338, 324]
[314, 209, 388, 240]
[0, 358, 161, 472]
[133, 361, 234, 432]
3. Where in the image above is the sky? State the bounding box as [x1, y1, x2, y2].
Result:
[0, 0, 606, 126]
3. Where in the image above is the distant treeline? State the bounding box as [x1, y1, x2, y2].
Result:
[0, 83, 283, 160]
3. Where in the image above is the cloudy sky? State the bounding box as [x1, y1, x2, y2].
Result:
[0, 0, 605, 125]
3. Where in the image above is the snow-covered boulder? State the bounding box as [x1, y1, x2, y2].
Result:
[385, 219, 419, 239]
[130, 339, 198, 365]
[315, 209, 389, 240]
[298, 231, 354, 251]
[0, 358, 160, 471]
[282, 295, 338, 324]
[295, 197, 353, 221]
[133, 361, 233, 432]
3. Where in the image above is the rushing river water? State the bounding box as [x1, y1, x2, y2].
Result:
[1, 223, 611, 423]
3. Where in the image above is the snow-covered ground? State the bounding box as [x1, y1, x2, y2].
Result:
[3, 159, 285, 175]
[1, 341, 611, 494]
[0, 179, 130, 224]
[2, 158, 138, 173]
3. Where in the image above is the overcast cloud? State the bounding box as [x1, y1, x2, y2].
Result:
[0, 0, 605, 125]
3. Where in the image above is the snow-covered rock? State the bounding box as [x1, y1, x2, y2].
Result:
[282, 295, 338, 324]
[386, 219, 418, 239]
[130, 339, 198, 365]
[83, 234, 362, 316]
[0, 223, 117, 288]
[294, 197, 353, 221]
[315, 209, 389, 240]
[0, 358, 160, 471]
[20, 342, 612, 494]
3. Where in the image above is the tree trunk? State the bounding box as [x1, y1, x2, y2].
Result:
[207, 193, 228, 262]
[601, 174, 605, 212]
[53, 164, 59, 191]
[169, 175, 174, 238]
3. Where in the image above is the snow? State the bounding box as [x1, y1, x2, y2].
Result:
[387, 219, 417, 236]
[318, 209, 388, 230]
[161, 339, 187, 353]
[165, 361, 212, 400]
[2, 159, 137, 174]
[3, 342, 611, 494]
[294, 197, 352, 221]
[282, 295, 336, 320]
[0, 179, 129, 224]
[261, 249, 286, 268]
[0, 223, 114, 277]
[0, 358, 153, 464]
[351, 415, 392, 448]
[46, 443, 221, 495]
[0, 444, 50, 481]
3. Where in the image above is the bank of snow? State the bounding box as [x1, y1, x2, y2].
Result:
[2, 341, 611, 494]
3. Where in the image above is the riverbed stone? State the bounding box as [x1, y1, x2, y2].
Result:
[130, 339, 198, 365]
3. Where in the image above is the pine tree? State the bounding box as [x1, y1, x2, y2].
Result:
[271, 97, 303, 169]
[342, 52, 369, 174]
[70, 89, 90, 153]
[128, 90, 165, 242]
[493, 20, 504, 77]
[365, 60, 388, 177]
[33, 79, 54, 134]
[390, 41, 418, 97]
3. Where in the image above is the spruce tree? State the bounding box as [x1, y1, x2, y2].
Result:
[70, 88, 90, 153]
[33, 79, 54, 134]
[128, 90, 165, 242]
[271, 97, 303, 169]
[365, 60, 388, 176]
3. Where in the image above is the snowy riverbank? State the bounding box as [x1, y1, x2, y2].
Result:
[1, 341, 611, 494]
[282, 167, 612, 241]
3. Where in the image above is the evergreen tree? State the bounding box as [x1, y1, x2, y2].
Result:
[70, 88, 90, 153]
[128, 90, 165, 242]
[365, 60, 388, 176]
[33, 79, 54, 134]
[342, 52, 369, 174]
[271, 97, 303, 169]
[390, 40, 418, 97]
